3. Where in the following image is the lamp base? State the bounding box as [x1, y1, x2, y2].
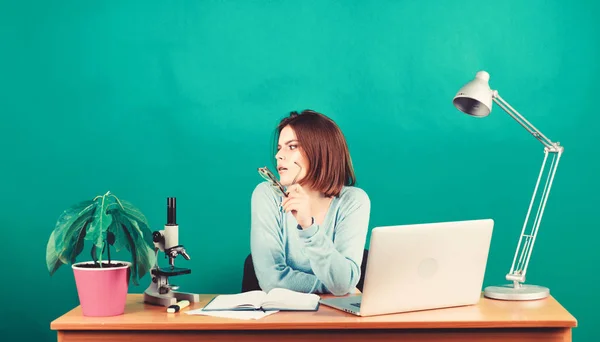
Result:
[484, 284, 549, 301]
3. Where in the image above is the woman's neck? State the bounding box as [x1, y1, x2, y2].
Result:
[303, 186, 328, 202]
[303, 186, 334, 223]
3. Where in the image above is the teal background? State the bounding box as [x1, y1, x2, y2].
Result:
[1, 0, 598, 340]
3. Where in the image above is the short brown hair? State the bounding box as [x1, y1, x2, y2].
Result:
[274, 110, 356, 197]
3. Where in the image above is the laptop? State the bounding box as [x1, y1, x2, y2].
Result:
[320, 218, 494, 317]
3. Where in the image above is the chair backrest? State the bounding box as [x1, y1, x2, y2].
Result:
[356, 248, 369, 293]
[241, 253, 261, 292]
[241, 249, 369, 293]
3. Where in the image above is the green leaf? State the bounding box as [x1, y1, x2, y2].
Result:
[68, 221, 88, 264]
[46, 200, 96, 275]
[120, 200, 149, 226]
[121, 200, 154, 247]
[46, 231, 62, 275]
[110, 210, 155, 286]
[107, 213, 128, 253]
[85, 195, 113, 263]
[51, 200, 94, 249]
[60, 209, 94, 265]
[128, 219, 155, 279]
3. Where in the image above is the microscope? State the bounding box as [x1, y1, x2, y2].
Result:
[143, 197, 200, 307]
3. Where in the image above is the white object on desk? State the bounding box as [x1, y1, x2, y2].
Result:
[167, 300, 190, 313]
[185, 308, 279, 320]
[202, 288, 320, 312]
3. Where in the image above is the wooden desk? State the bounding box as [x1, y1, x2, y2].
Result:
[51, 293, 577, 342]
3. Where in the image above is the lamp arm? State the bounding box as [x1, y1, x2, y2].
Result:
[493, 93, 562, 153]
[504, 148, 563, 287]
[492, 93, 565, 288]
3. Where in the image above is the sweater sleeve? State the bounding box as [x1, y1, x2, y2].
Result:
[298, 188, 371, 296]
[250, 182, 321, 293]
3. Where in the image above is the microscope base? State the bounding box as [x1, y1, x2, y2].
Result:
[143, 268, 200, 307]
[143, 289, 200, 307]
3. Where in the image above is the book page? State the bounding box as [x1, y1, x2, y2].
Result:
[261, 288, 320, 310]
[186, 308, 280, 320]
[203, 291, 266, 310]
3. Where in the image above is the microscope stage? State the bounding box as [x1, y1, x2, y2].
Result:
[152, 267, 191, 276]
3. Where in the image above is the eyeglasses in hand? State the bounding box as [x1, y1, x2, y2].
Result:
[257, 162, 302, 197]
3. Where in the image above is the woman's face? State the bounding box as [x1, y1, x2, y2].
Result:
[275, 125, 308, 186]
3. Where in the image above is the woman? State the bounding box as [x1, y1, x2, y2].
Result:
[251, 109, 371, 296]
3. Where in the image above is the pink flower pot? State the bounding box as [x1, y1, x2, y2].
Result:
[72, 261, 131, 317]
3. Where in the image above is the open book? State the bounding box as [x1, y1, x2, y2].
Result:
[202, 288, 320, 311]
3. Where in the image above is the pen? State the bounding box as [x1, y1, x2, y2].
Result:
[167, 300, 190, 313]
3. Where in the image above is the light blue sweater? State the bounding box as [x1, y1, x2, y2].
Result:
[250, 181, 371, 296]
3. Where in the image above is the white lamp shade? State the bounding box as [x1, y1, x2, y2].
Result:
[453, 71, 494, 117]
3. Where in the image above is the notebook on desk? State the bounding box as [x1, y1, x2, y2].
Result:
[202, 288, 320, 311]
[320, 219, 494, 317]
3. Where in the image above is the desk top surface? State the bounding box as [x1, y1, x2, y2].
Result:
[51, 293, 577, 331]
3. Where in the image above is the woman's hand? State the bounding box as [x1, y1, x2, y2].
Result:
[282, 184, 313, 228]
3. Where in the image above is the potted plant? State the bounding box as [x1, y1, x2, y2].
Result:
[46, 191, 155, 317]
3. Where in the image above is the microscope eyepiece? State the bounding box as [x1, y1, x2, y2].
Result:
[167, 197, 176, 225]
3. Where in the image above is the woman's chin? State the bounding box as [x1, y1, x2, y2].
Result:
[280, 175, 303, 187]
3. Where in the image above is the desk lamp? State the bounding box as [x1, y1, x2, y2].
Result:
[452, 71, 564, 301]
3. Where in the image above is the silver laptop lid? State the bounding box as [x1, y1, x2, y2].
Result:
[359, 219, 494, 316]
